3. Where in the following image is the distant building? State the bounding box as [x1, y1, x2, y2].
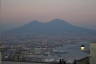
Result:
[90, 43, 96, 64]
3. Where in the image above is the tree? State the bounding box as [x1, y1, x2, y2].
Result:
[73, 60, 77, 64]
[58, 59, 66, 64]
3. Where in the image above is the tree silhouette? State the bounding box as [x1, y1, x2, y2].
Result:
[58, 59, 66, 64]
[73, 60, 77, 64]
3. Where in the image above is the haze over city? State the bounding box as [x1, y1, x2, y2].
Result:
[0, 0, 96, 31]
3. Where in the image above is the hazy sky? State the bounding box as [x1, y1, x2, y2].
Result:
[0, 0, 96, 31]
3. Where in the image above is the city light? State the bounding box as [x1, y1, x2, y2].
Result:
[80, 45, 85, 51]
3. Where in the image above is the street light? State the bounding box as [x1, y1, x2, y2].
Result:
[80, 45, 85, 51]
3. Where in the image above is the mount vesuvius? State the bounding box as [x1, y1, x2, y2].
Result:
[2, 19, 96, 38]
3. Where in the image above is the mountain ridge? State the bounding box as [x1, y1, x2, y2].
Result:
[2, 19, 96, 37]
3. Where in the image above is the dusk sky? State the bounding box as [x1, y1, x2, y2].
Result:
[0, 0, 96, 31]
